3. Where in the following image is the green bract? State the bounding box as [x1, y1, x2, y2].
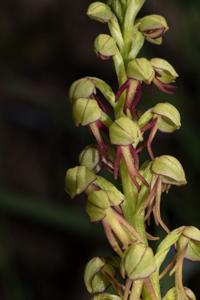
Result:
[84, 257, 114, 294]
[151, 58, 178, 83]
[65, 166, 96, 198]
[121, 243, 156, 280]
[69, 78, 95, 103]
[151, 155, 187, 186]
[86, 189, 123, 222]
[79, 146, 100, 172]
[127, 58, 155, 84]
[95, 176, 125, 202]
[94, 34, 118, 60]
[109, 117, 142, 146]
[72, 98, 101, 126]
[136, 14, 168, 45]
[87, 2, 113, 23]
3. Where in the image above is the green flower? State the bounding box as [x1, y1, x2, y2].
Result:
[151, 58, 178, 84]
[127, 58, 155, 84]
[84, 257, 115, 294]
[87, 2, 113, 23]
[136, 14, 168, 45]
[94, 34, 118, 60]
[65, 166, 96, 198]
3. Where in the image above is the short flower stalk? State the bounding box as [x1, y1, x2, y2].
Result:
[65, 1, 199, 299]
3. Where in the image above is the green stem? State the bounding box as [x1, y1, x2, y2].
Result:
[130, 280, 143, 300]
[108, 14, 124, 50]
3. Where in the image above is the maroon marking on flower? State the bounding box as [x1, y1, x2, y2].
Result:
[143, 27, 165, 39]
[141, 118, 159, 160]
[153, 77, 176, 94]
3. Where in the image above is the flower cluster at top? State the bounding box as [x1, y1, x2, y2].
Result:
[65, 1, 200, 300]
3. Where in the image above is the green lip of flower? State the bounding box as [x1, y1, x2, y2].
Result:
[127, 58, 155, 84]
[87, 2, 113, 23]
[151, 155, 187, 186]
[94, 34, 118, 60]
[65, 166, 96, 198]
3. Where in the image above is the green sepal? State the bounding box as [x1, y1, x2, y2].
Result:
[127, 58, 155, 84]
[65, 166, 96, 198]
[151, 58, 178, 84]
[109, 116, 142, 146]
[92, 293, 121, 300]
[84, 257, 114, 294]
[72, 98, 102, 126]
[69, 78, 96, 104]
[136, 14, 168, 45]
[79, 145, 100, 172]
[155, 227, 184, 269]
[87, 2, 113, 23]
[151, 155, 187, 186]
[121, 243, 156, 280]
[153, 102, 181, 133]
[94, 34, 118, 60]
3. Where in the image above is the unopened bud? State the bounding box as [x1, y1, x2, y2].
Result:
[109, 117, 142, 146]
[94, 34, 118, 60]
[79, 146, 100, 172]
[151, 155, 187, 186]
[136, 14, 168, 45]
[121, 243, 156, 280]
[69, 78, 95, 104]
[153, 102, 181, 133]
[87, 2, 112, 23]
[151, 58, 178, 83]
[65, 166, 96, 198]
[127, 58, 155, 84]
[72, 98, 101, 126]
[84, 257, 114, 294]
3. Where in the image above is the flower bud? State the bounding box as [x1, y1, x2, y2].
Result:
[152, 102, 181, 133]
[127, 58, 155, 84]
[69, 78, 96, 104]
[65, 166, 96, 198]
[151, 155, 187, 186]
[150, 58, 178, 84]
[92, 294, 121, 300]
[86, 189, 124, 222]
[121, 243, 156, 280]
[109, 117, 142, 146]
[79, 146, 101, 172]
[136, 14, 168, 45]
[177, 226, 200, 262]
[87, 2, 113, 23]
[94, 34, 118, 60]
[72, 98, 102, 126]
[84, 257, 114, 294]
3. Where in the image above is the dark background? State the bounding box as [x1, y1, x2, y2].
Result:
[0, 0, 199, 299]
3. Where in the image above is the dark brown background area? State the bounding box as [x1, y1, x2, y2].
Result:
[0, 0, 199, 299]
